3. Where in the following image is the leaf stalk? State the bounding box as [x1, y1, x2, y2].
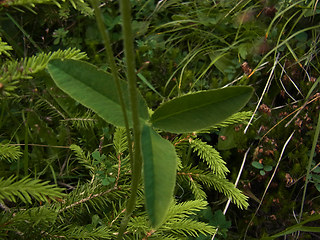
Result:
[90, 1, 141, 237]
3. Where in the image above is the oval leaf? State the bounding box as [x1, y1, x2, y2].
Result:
[47, 59, 149, 127]
[260, 170, 266, 176]
[251, 161, 264, 169]
[264, 165, 273, 172]
[141, 124, 177, 227]
[150, 86, 253, 133]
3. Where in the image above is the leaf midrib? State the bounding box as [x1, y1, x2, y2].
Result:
[152, 91, 247, 123]
[52, 66, 148, 124]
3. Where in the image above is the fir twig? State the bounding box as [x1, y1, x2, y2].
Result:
[59, 186, 119, 212]
[1, 48, 87, 95]
[190, 138, 229, 178]
[178, 170, 248, 209]
[0, 143, 22, 162]
[0, 175, 65, 204]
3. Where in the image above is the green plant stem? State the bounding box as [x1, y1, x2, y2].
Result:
[22, 110, 30, 176]
[298, 112, 320, 223]
[90, 1, 133, 162]
[90, 2, 139, 236]
[117, 0, 143, 238]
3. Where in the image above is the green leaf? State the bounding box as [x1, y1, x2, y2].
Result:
[294, 32, 308, 42]
[252, 161, 264, 169]
[264, 165, 273, 172]
[150, 86, 253, 133]
[209, 52, 233, 75]
[311, 174, 320, 182]
[137, 72, 163, 98]
[238, 43, 251, 59]
[101, 178, 109, 186]
[212, 210, 231, 229]
[47, 59, 149, 128]
[141, 124, 177, 227]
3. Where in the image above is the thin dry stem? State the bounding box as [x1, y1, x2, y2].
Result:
[244, 54, 279, 134]
[243, 131, 295, 240]
[211, 146, 251, 240]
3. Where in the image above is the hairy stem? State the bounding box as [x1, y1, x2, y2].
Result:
[90, 1, 139, 236]
[117, 0, 143, 238]
[90, 0, 133, 167]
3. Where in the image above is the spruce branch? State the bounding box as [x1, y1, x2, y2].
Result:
[63, 0, 93, 16]
[190, 138, 229, 178]
[0, 143, 22, 162]
[9, 143, 70, 149]
[161, 200, 216, 237]
[128, 200, 216, 239]
[165, 219, 216, 237]
[61, 111, 97, 129]
[113, 127, 129, 155]
[1, 48, 87, 95]
[209, 111, 253, 130]
[69, 144, 94, 174]
[178, 170, 248, 209]
[59, 185, 119, 212]
[0, 37, 13, 57]
[35, 97, 66, 119]
[0, 206, 58, 237]
[63, 225, 113, 239]
[188, 178, 207, 200]
[165, 199, 209, 220]
[196, 173, 249, 209]
[0, 176, 65, 204]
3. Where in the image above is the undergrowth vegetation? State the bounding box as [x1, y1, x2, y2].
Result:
[0, 0, 320, 239]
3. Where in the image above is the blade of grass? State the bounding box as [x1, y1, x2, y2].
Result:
[285, 42, 304, 69]
[137, 72, 163, 98]
[298, 111, 320, 226]
[6, 13, 42, 53]
[285, 76, 320, 127]
[287, 1, 315, 38]
[278, 62, 303, 99]
[248, 25, 320, 80]
[265, 1, 303, 39]
[244, 53, 279, 134]
[278, 63, 297, 102]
